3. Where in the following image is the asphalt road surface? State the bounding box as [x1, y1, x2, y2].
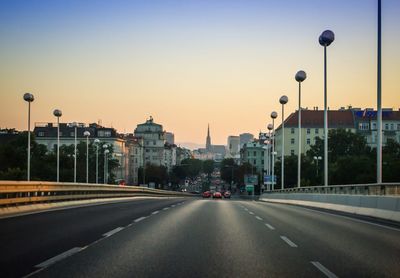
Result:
[1, 197, 399, 277]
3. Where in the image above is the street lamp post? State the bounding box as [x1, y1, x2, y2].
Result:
[267, 123, 273, 191]
[23, 93, 34, 181]
[103, 145, 109, 184]
[84, 131, 91, 183]
[279, 95, 288, 190]
[53, 109, 62, 182]
[313, 156, 322, 182]
[270, 111, 278, 190]
[295, 70, 307, 188]
[94, 139, 100, 184]
[319, 30, 335, 187]
[72, 122, 78, 183]
[377, 0, 382, 184]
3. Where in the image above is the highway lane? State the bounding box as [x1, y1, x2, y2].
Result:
[2, 198, 399, 277]
[0, 197, 187, 278]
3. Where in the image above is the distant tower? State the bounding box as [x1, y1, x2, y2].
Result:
[206, 124, 212, 151]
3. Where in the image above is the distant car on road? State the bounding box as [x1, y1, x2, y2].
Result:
[223, 191, 231, 198]
[202, 191, 212, 198]
[213, 191, 222, 199]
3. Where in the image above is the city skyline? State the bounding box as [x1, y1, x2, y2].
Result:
[1, 0, 400, 145]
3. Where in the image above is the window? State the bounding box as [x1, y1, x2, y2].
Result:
[291, 128, 295, 134]
[261, 160, 264, 164]
[307, 128, 310, 134]
[390, 124, 394, 130]
[248, 151, 250, 156]
[253, 159, 256, 165]
[261, 151, 264, 156]
[153, 149, 157, 153]
[104, 130, 111, 137]
[59, 132, 63, 136]
[372, 122, 377, 130]
[70, 131, 74, 137]
[359, 123, 369, 130]
[38, 131, 45, 137]
[291, 138, 295, 144]
[398, 124, 400, 131]
[146, 149, 150, 153]
[153, 140, 156, 145]
[306, 138, 311, 145]
[315, 128, 319, 134]
[253, 151, 256, 156]
[385, 123, 389, 130]
[98, 130, 105, 137]
[291, 150, 295, 155]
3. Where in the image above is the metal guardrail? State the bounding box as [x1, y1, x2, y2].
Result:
[0, 181, 192, 207]
[266, 183, 400, 196]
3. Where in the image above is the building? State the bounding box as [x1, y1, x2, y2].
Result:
[353, 108, 400, 147]
[274, 109, 355, 156]
[239, 133, 254, 148]
[227, 136, 240, 156]
[33, 122, 127, 181]
[194, 124, 226, 161]
[241, 140, 266, 175]
[274, 107, 400, 157]
[125, 135, 144, 185]
[165, 132, 175, 145]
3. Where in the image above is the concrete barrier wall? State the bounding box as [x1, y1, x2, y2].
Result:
[260, 193, 400, 222]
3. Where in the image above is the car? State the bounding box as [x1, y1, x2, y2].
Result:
[223, 191, 231, 198]
[202, 191, 212, 198]
[213, 191, 222, 199]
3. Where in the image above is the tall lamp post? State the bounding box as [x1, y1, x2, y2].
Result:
[84, 131, 90, 183]
[267, 123, 273, 191]
[279, 95, 288, 190]
[377, 0, 382, 183]
[313, 156, 322, 182]
[94, 139, 100, 184]
[270, 111, 278, 190]
[72, 122, 78, 183]
[103, 145, 109, 184]
[319, 30, 335, 187]
[23, 93, 34, 181]
[295, 70, 307, 188]
[53, 109, 62, 182]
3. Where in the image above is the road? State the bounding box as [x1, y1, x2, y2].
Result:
[0, 197, 399, 277]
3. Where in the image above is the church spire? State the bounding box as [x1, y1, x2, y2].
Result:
[206, 123, 212, 151]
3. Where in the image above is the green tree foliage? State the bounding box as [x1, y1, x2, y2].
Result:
[202, 160, 214, 177]
[138, 164, 168, 188]
[0, 133, 119, 183]
[383, 139, 400, 182]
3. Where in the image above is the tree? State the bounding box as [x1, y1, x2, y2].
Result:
[382, 139, 400, 182]
[202, 160, 214, 177]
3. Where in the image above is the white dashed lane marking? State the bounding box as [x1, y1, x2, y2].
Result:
[280, 236, 298, 247]
[163, 207, 169, 211]
[35, 247, 82, 268]
[255, 216, 263, 221]
[102, 227, 124, 237]
[311, 261, 338, 278]
[265, 223, 275, 230]
[134, 216, 147, 223]
[152, 210, 160, 215]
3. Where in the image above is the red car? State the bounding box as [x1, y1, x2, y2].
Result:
[213, 192, 222, 199]
[202, 191, 212, 198]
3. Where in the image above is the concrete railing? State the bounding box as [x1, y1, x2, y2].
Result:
[267, 183, 400, 196]
[0, 181, 192, 207]
[261, 183, 400, 222]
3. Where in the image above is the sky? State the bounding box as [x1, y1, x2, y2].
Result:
[0, 0, 399, 147]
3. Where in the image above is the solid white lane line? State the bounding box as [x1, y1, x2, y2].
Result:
[255, 216, 263, 221]
[311, 261, 338, 278]
[244, 208, 248, 211]
[163, 207, 169, 210]
[35, 247, 82, 268]
[280, 236, 298, 247]
[134, 216, 147, 223]
[102, 227, 124, 237]
[265, 223, 275, 230]
[249, 212, 254, 215]
[171, 205, 176, 208]
[152, 210, 160, 215]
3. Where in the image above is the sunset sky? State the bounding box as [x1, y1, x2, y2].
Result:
[0, 0, 399, 147]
